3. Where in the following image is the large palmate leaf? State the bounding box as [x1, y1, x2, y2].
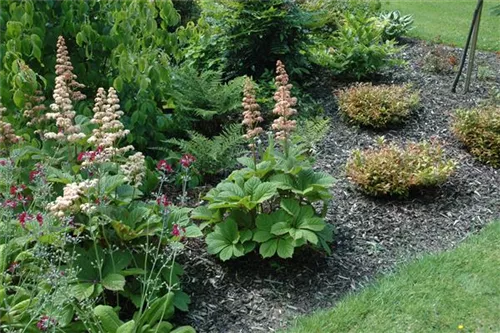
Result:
[207, 177, 277, 211]
[270, 168, 334, 202]
[206, 219, 255, 261]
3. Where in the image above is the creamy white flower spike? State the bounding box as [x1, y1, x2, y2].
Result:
[44, 36, 86, 143]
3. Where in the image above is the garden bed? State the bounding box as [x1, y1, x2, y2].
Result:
[178, 39, 500, 332]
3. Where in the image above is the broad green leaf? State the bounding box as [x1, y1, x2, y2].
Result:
[271, 222, 291, 236]
[253, 230, 274, 243]
[299, 217, 326, 232]
[191, 206, 213, 221]
[72, 283, 95, 301]
[244, 177, 261, 195]
[93, 305, 123, 333]
[170, 326, 196, 333]
[301, 230, 319, 244]
[117, 320, 135, 333]
[277, 238, 294, 259]
[184, 225, 203, 238]
[13, 89, 25, 107]
[252, 182, 277, 202]
[218, 219, 239, 243]
[206, 233, 229, 254]
[240, 229, 253, 243]
[139, 292, 175, 326]
[102, 273, 126, 291]
[219, 245, 235, 261]
[260, 239, 278, 258]
[280, 198, 301, 216]
[237, 156, 255, 168]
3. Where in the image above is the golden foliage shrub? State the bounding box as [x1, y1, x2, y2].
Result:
[452, 105, 500, 167]
[346, 139, 456, 196]
[337, 83, 419, 128]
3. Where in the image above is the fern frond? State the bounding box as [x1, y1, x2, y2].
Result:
[162, 123, 245, 176]
[293, 116, 331, 152]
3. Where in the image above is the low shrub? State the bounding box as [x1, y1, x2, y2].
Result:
[346, 138, 456, 197]
[337, 83, 419, 128]
[422, 45, 458, 74]
[452, 105, 500, 167]
[193, 62, 334, 261]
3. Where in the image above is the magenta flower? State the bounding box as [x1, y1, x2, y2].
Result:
[37, 315, 56, 331]
[180, 154, 196, 168]
[156, 194, 171, 207]
[157, 160, 173, 173]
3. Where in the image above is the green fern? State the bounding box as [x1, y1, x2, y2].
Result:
[292, 116, 331, 152]
[165, 123, 245, 176]
[170, 66, 245, 124]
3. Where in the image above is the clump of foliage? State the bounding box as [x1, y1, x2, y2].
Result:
[198, 0, 312, 79]
[169, 66, 245, 137]
[172, 0, 201, 27]
[193, 61, 334, 261]
[346, 138, 456, 197]
[452, 105, 500, 167]
[0, 36, 200, 333]
[292, 116, 331, 155]
[309, 12, 401, 79]
[379, 10, 414, 40]
[165, 123, 245, 178]
[337, 83, 420, 128]
[422, 45, 458, 74]
[0, 0, 203, 151]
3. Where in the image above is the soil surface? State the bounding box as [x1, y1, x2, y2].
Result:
[178, 39, 500, 333]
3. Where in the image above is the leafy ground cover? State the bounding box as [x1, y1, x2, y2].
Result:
[383, 0, 500, 51]
[286, 221, 500, 333]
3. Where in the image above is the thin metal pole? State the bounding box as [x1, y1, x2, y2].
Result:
[451, 0, 483, 93]
[464, 0, 483, 93]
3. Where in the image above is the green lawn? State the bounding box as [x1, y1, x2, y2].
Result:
[286, 222, 500, 333]
[383, 0, 500, 51]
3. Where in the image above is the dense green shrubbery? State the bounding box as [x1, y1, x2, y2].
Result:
[309, 12, 401, 79]
[194, 62, 334, 261]
[197, 0, 313, 80]
[346, 138, 456, 197]
[337, 83, 420, 128]
[452, 105, 500, 167]
[0, 0, 184, 151]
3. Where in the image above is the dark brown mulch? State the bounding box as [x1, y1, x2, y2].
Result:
[176, 39, 500, 333]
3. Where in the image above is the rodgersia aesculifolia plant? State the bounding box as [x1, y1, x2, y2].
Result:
[194, 61, 334, 261]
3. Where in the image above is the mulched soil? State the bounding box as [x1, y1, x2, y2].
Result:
[177, 39, 500, 333]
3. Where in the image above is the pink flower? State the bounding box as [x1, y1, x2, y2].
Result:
[156, 194, 171, 207]
[19, 212, 30, 228]
[37, 315, 56, 331]
[157, 160, 173, 173]
[36, 213, 43, 226]
[4, 199, 18, 209]
[171, 224, 186, 238]
[77, 152, 86, 162]
[30, 169, 43, 182]
[8, 261, 20, 274]
[180, 154, 196, 168]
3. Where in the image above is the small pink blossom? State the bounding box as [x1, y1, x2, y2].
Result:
[157, 160, 173, 173]
[180, 154, 196, 168]
[156, 194, 171, 207]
